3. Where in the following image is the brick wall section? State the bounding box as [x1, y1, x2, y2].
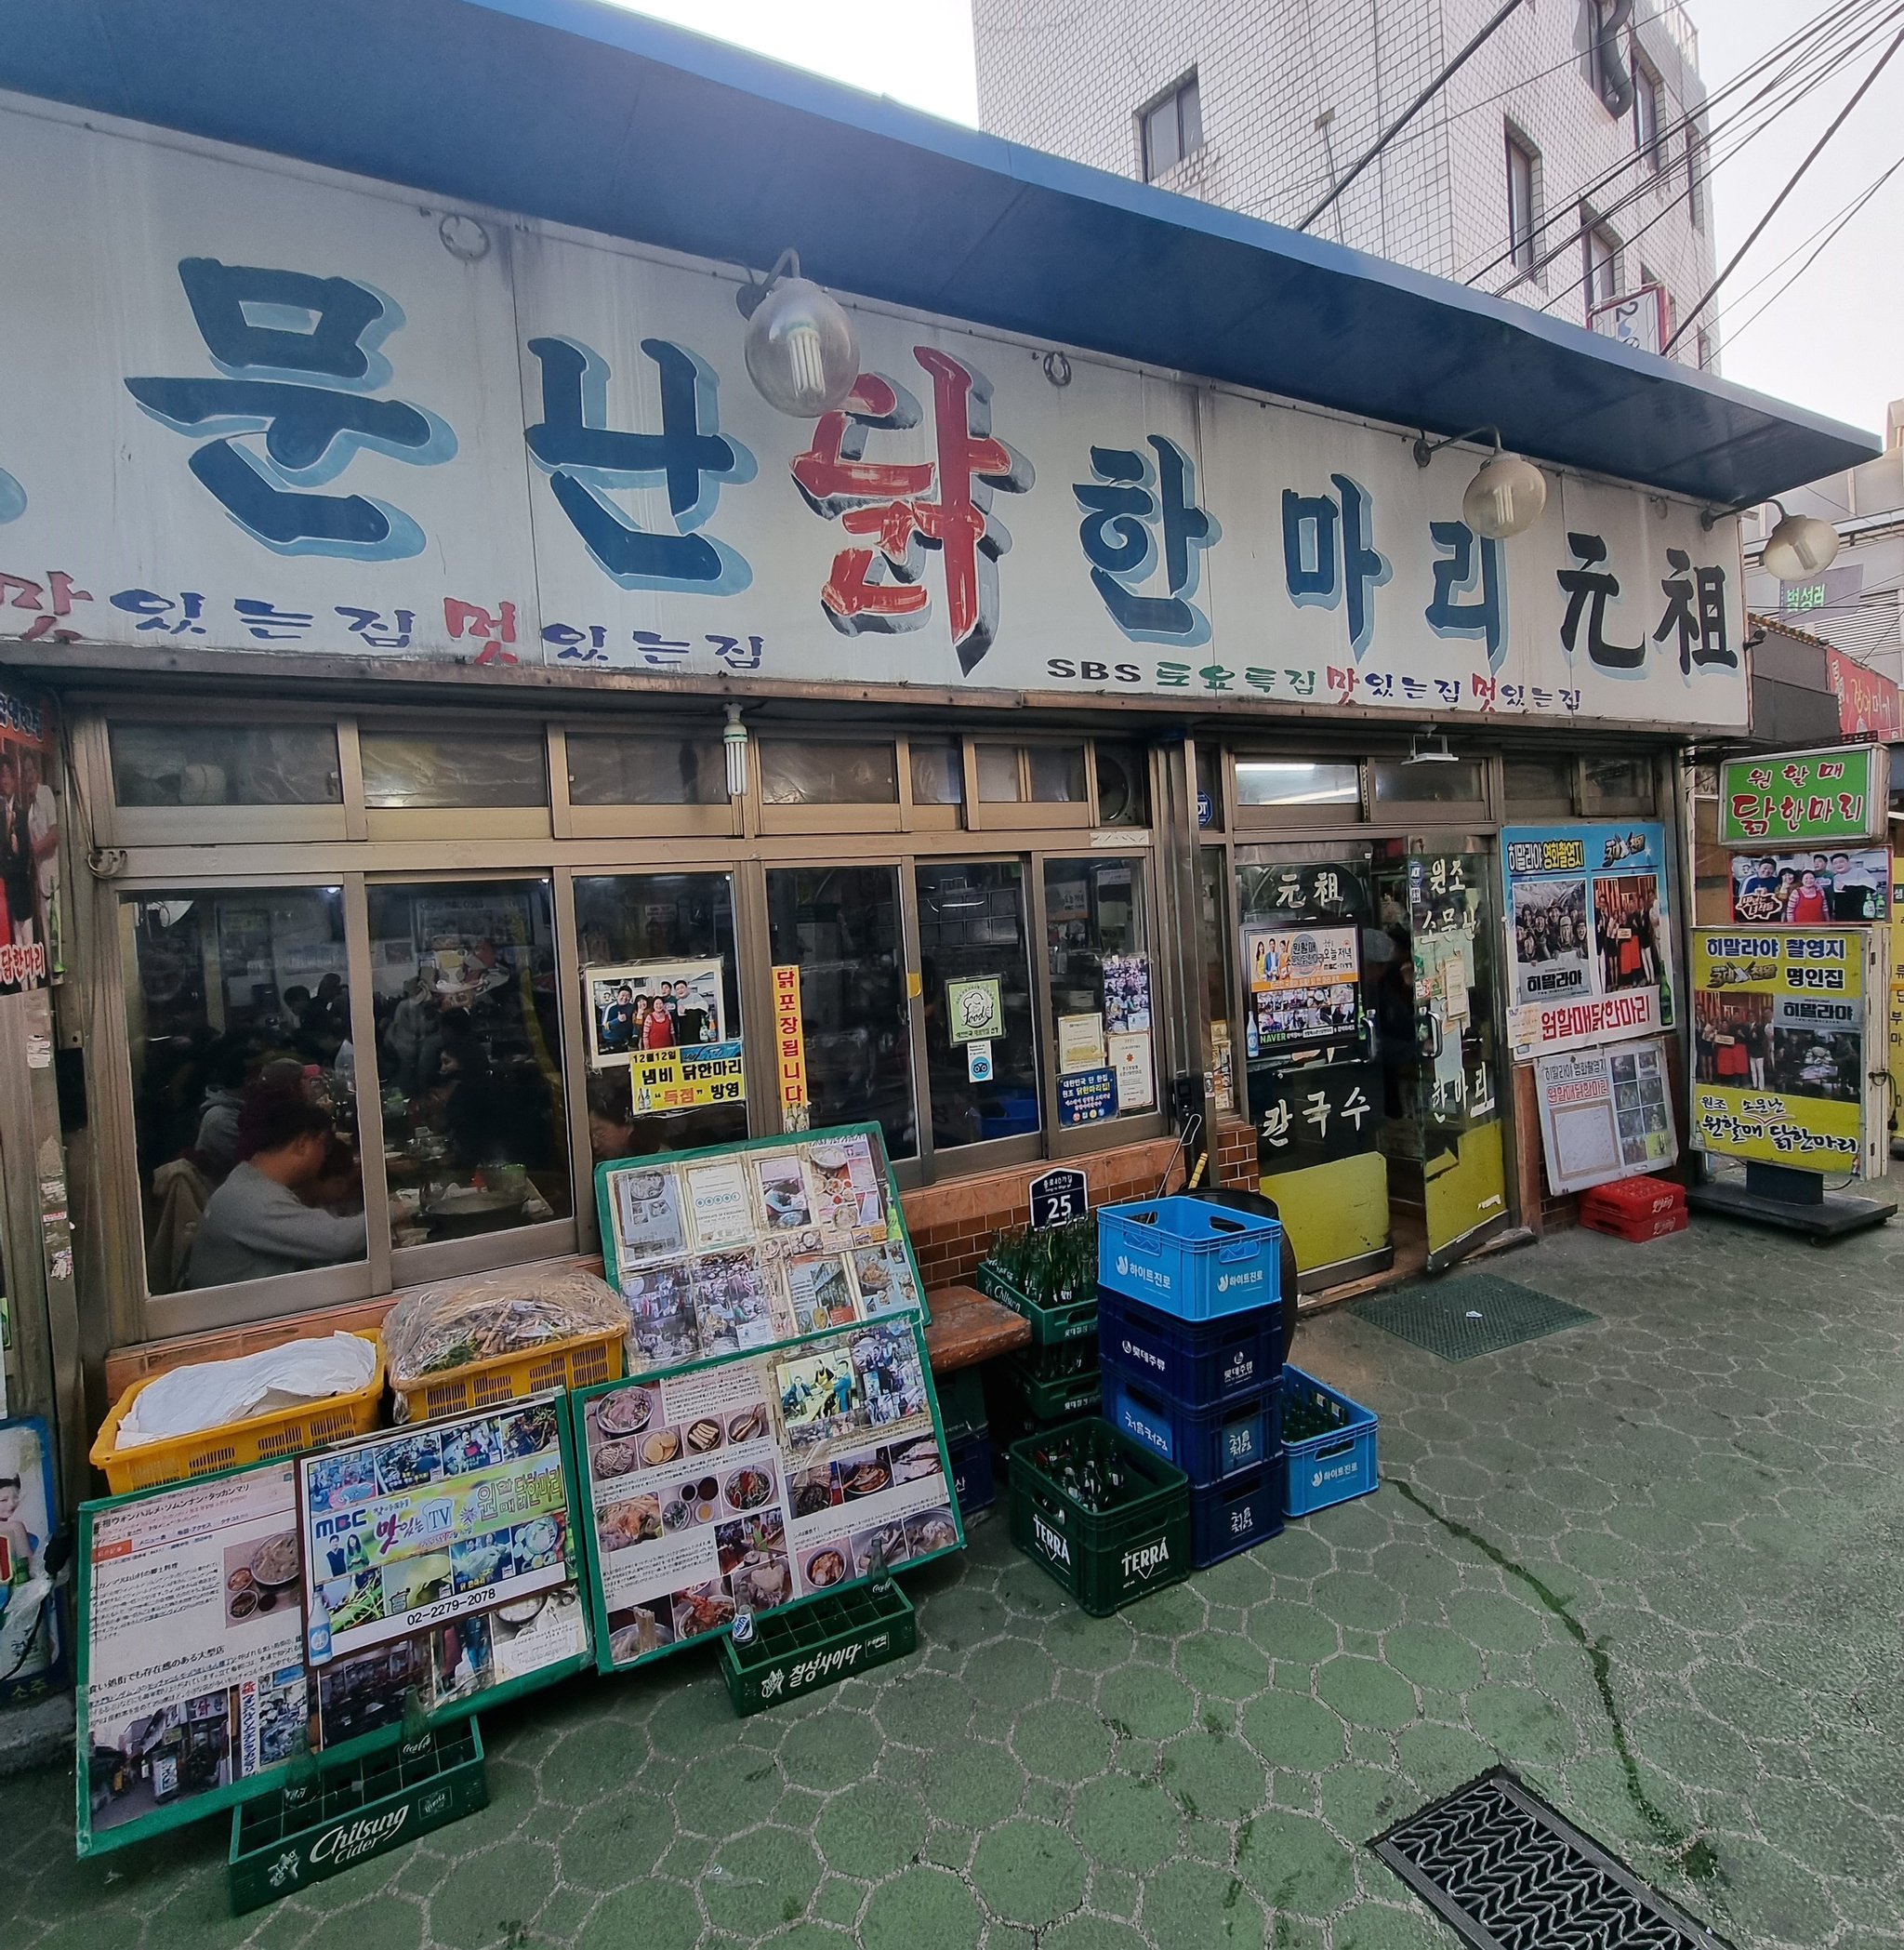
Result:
[1214, 1116, 1258, 1190]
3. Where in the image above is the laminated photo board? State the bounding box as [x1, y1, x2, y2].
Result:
[578, 1312, 961, 1674]
[1535, 1038, 1679, 1194]
[596, 1124, 930, 1375]
[0, 1414, 64, 1706]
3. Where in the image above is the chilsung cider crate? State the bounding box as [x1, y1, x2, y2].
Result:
[1190, 1463, 1284, 1568]
[1097, 1197, 1281, 1322]
[1009, 1418, 1191, 1617]
[1101, 1365, 1279, 1486]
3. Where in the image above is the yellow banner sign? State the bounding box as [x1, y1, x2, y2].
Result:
[630, 1044, 745, 1114]
[773, 963, 808, 1111]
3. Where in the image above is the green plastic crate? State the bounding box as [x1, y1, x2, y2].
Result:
[720, 1579, 918, 1713]
[935, 1364, 989, 1442]
[229, 1720, 487, 1914]
[1009, 1417, 1192, 1617]
[974, 1259, 1098, 1345]
[998, 1346, 1103, 1423]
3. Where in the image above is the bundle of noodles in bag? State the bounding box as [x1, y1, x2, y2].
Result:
[382, 1264, 628, 1402]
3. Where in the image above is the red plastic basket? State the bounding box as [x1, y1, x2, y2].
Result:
[1580, 1174, 1685, 1222]
[1581, 1205, 1687, 1242]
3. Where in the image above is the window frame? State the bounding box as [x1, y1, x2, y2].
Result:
[1631, 44, 1663, 171]
[1505, 126, 1540, 276]
[1139, 72, 1203, 183]
[1583, 219, 1620, 316]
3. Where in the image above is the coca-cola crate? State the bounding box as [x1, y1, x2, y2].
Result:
[1580, 1204, 1688, 1242]
[1580, 1175, 1686, 1222]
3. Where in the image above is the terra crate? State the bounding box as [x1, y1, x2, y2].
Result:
[1097, 1285, 1281, 1409]
[1190, 1462, 1284, 1568]
[719, 1579, 917, 1714]
[1281, 1367, 1379, 1519]
[229, 1719, 487, 1914]
[1008, 1417, 1192, 1617]
[973, 1259, 1099, 1345]
[1102, 1363, 1278, 1486]
[949, 1427, 997, 1518]
[1097, 1197, 1281, 1322]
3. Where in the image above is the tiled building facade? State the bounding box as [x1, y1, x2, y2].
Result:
[973, 0, 1720, 363]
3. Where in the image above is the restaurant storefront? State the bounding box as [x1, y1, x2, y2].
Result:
[0, 30, 1870, 1458]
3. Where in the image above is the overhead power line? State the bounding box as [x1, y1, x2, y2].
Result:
[1662, 17, 1904, 351]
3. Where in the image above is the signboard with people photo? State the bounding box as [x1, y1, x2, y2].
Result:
[0, 686, 59, 993]
[586, 957, 745, 1113]
[1729, 848, 1890, 926]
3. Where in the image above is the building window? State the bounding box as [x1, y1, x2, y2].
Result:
[360, 730, 547, 808]
[1506, 129, 1540, 274]
[1632, 47, 1663, 169]
[1584, 223, 1620, 315]
[1686, 126, 1707, 230]
[1140, 72, 1202, 181]
[109, 722, 341, 807]
[1045, 856, 1157, 1127]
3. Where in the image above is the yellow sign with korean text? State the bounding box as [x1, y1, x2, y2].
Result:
[630, 1044, 746, 1114]
[773, 963, 809, 1113]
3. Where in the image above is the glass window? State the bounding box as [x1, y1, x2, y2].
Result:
[575, 872, 745, 1165]
[1195, 742, 1224, 831]
[759, 739, 898, 805]
[1236, 760, 1360, 808]
[975, 745, 1023, 803]
[110, 723, 342, 808]
[1506, 131, 1538, 274]
[908, 738, 964, 807]
[1633, 51, 1660, 166]
[1503, 755, 1574, 808]
[767, 867, 916, 1161]
[1372, 757, 1485, 803]
[566, 732, 727, 806]
[1141, 73, 1200, 181]
[1028, 745, 1088, 803]
[915, 861, 1039, 1150]
[360, 731, 547, 808]
[1585, 226, 1620, 312]
[1580, 753, 1656, 814]
[1047, 856, 1157, 1125]
[122, 887, 364, 1295]
[367, 879, 571, 1246]
[1095, 744, 1150, 827]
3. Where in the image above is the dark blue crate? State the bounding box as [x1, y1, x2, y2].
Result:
[1102, 1365, 1277, 1486]
[1097, 1196, 1281, 1321]
[1098, 1286, 1281, 1409]
[1190, 1462, 1285, 1567]
[1281, 1367, 1378, 1518]
[949, 1429, 996, 1518]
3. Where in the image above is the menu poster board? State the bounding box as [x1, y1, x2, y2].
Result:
[1502, 824, 1674, 1056]
[0, 1415, 63, 1705]
[597, 1125, 928, 1375]
[1728, 847, 1890, 925]
[77, 1461, 309, 1855]
[1535, 1039, 1678, 1195]
[298, 1395, 590, 1748]
[1243, 924, 1362, 1053]
[1689, 927, 1885, 1176]
[579, 1315, 961, 1673]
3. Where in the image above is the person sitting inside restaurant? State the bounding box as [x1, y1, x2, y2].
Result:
[187, 1088, 365, 1288]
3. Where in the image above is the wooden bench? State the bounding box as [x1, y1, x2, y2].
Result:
[923, 1282, 1030, 1373]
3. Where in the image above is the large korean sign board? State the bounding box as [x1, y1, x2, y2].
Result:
[1718, 745, 1887, 846]
[0, 99, 1745, 728]
[1689, 926, 1887, 1177]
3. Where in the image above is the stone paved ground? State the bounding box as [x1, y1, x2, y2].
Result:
[6, 1216, 1902, 1950]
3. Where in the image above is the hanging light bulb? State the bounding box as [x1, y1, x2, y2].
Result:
[737, 250, 859, 418]
[723, 704, 749, 800]
[1462, 452, 1548, 540]
[1760, 507, 1839, 582]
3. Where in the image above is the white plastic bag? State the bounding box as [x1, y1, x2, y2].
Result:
[116, 1331, 377, 1449]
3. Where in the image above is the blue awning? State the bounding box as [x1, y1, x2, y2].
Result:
[5, 0, 1876, 505]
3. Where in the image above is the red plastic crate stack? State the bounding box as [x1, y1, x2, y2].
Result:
[1580, 1174, 1687, 1241]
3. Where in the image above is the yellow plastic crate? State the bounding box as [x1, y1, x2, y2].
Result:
[390, 1327, 624, 1424]
[90, 1333, 386, 1494]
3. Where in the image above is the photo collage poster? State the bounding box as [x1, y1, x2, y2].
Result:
[1534, 1037, 1679, 1195]
[598, 1128, 926, 1374]
[0, 1415, 63, 1705]
[1242, 924, 1363, 1054]
[298, 1393, 590, 1749]
[1729, 847, 1891, 926]
[580, 1314, 959, 1672]
[1501, 824, 1674, 1054]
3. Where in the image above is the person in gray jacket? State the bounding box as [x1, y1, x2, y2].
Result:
[187, 1090, 365, 1289]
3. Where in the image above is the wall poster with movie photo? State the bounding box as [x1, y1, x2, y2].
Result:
[1243, 924, 1362, 1054]
[0, 686, 60, 993]
[1728, 847, 1890, 926]
[298, 1393, 590, 1749]
[1502, 824, 1674, 1055]
[77, 1459, 310, 1854]
[579, 1313, 959, 1673]
[597, 1125, 927, 1376]
[0, 1415, 65, 1705]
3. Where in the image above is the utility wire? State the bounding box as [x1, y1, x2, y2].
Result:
[1663, 17, 1904, 350]
[1298, 0, 1527, 231]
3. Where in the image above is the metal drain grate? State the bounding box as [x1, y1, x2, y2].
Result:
[1350, 1274, 1596, 1362]
[1371, 1770, 1734, 1950]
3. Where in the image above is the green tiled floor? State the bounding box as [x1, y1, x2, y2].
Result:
[7, 1215, 1903, 1948]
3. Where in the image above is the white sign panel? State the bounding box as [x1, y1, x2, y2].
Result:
[0, 99, 1748, 728]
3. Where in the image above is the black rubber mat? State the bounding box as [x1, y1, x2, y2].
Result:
[1350, 1273, 1596, 1362]
[1371, 1770, 1734, 1950]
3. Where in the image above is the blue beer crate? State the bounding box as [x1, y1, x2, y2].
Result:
[948, 1428, 996, 1519]
[1281, 1367, 1379, 1518]
[1097, 1286, 1282, 1409]
[1102, 1364, 1278, 1486]
[1097, 1197, 1281, 1322]
[1190, 1462, 1285, 1568]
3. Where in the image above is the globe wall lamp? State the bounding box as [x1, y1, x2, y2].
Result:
[734, 249, 860, 417]
[1411, 425, 1549, 540]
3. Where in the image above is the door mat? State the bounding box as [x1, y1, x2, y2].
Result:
[1372, 1769, 1734, 1949]
[1350, 1274, 1596, 1362]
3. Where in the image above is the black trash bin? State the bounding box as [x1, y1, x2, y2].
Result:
[1183, 1186, 1300, 1364]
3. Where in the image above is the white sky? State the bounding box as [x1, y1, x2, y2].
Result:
[622, 0, 1899, 441]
